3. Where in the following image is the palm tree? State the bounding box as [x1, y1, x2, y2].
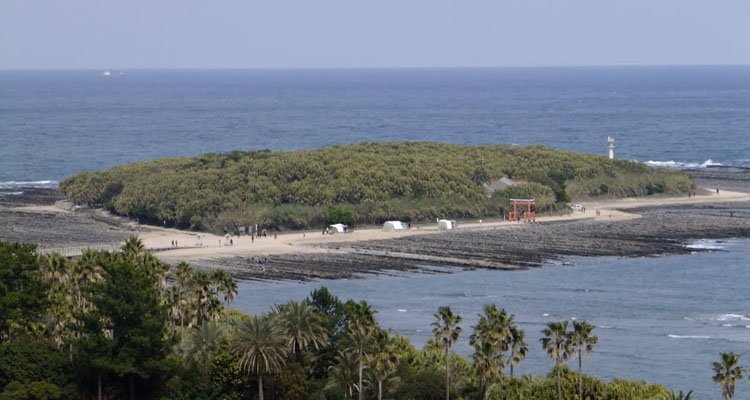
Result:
[346, 301, 377, 400]
[663, 389, 693, 400]
[276, 300, 329, 358]
[211, 270, 238, 302]
[327, 349, 359, 399]
[42, 253, 70, 286]
[367, 331, 400, 400]
[469, 305, 510, 394]
[177, 320, 228, 366]
[569, 321, 598, 400]
[121, 236, 145, 256]
[232, 314, 288, 400]
[506, 325, 527, 378]
[432, 306, 462, 400]
[171, 262, 193, 336]
[541, 321, 572, 400]
[712, 352, 744, 400]
[191, 271, 214, 326]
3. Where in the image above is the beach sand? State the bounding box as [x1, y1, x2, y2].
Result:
[2, 187, 749, 280]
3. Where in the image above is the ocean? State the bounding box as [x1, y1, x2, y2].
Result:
[1, 66, 749, 186]
[1, 67, 749, 398]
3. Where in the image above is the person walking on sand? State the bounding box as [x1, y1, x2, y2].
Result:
[716, 188, 720, 194]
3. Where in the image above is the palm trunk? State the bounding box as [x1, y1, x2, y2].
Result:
[258, 374, 264, 400]
[128, 375, 135, 400]
[510, 363, 514, 378]
[445, 346, 450, 400]
[97, 374, 102, 400]
[358, 349, 364, 400]
[578, 350, 583, 400]
[556, 360, 561, 400]
[378, 380, 382, 400]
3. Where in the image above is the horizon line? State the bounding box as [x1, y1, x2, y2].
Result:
[2, 63, 749, 72]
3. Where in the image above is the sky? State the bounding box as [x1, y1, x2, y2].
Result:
[1, 0, 748, 69]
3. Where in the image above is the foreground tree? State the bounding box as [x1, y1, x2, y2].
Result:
[80, 253, 169, 400]
[176, 320, 228, 366]
[506, 325, 527, 378]
[665, 389, 693, 400]
[0, 242, 49, 341]
[345, 300, 378, 400]
[233, 314, 288, 400]
[541, 321, 572, 400]
[367, 330, 401, 400]
[432, 306, 462, 400]
[712, 352, 744, 400]
[470, 305, 512, 394]
[276, 300, 329, 359]
[569, 321, 598, 400]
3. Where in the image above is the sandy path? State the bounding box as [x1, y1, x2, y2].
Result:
[144, 188, 750, 264]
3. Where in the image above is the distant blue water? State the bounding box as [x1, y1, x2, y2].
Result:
[1, 66, 749, 186]
[236, 239, 750, 400]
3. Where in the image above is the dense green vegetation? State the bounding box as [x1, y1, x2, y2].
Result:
[59, 142, 695, 232]
[5, 239, 743, 400]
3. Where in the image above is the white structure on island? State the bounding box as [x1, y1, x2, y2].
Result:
[607, 136, 615, 159]
[328, 223, 349, 234]
[383, 221, 407, 231]
[438, 219, 457, 230]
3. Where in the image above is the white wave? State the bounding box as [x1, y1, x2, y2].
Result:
[667, 334, 710, 339]
[0, 191, 23, 196]
[644, 159, 723, 170]
[685, 239, 725, 250]
[397, 309, 407, 312]
[542, 313, 549, 317]
[599, 325, 613, 329]
[715, 313, 750, 322]
[0, 180, 59, 189]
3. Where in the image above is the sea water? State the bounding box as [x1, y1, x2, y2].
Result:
[1, 66, 749, 185]
[235, 239, 750, 400]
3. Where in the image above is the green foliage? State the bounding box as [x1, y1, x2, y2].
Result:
[0, 242, 48, 341]
[0, 338, 75, 399]
[486, 368, 671, 400]
[59, 142, 694, 231]
[77, 252, 170, 399]
[0, 380, 62, 400]
[0, 242, 718, 400]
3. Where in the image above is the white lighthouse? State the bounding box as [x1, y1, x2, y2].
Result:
[607, 136, 615, 159]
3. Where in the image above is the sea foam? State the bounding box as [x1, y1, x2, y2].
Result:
[644, 159, 722, 170]
[667, 334, 710, 339]
[0, 180, 59, 189]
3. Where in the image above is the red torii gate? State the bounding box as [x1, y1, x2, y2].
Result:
[508, 198, 536, 222]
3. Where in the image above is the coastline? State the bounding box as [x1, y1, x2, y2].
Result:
[2, 185, 749, 281]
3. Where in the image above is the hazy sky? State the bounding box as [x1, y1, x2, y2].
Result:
[1, 0, 748, 69]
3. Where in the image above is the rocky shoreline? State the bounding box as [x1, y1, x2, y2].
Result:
[1, 176, 749, 281]
[195, 201, 750, 281]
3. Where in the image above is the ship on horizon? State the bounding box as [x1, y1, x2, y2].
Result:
[102, 69, 126, 78]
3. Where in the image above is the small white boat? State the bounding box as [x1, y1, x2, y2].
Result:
[102, 70, 126, 78]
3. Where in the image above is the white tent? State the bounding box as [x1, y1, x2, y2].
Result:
[383, 221, 406, 231]
[329, 223, 348, 234]
[438, 219, 456, 230]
